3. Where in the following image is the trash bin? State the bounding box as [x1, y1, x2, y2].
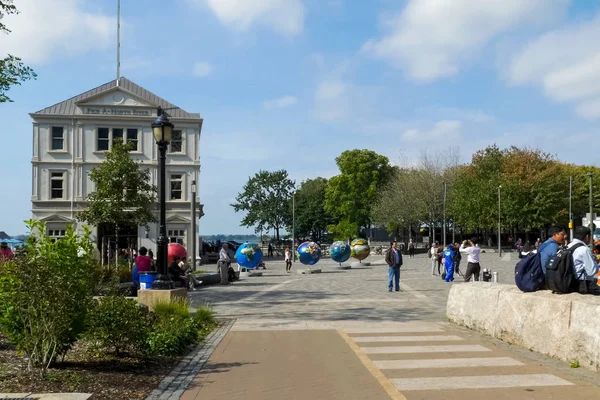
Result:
[139, 272, 158, 290]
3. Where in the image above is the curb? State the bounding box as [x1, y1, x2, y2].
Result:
[146, 318, 235, 400]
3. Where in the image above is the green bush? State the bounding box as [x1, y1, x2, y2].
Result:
[0, 220, 98, 371]
[192, 305, 217, 332]
[145, 301, 216, 357]
[85, 295, 149, 356]
[153, 299, 190, 319]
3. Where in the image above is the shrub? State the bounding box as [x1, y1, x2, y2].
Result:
[192, 305, 217, 332]
[85, 295, 149, 356]
[153, 299, 190, 320]
[145, 301, 216, 357]
[0, 220, 98, 371]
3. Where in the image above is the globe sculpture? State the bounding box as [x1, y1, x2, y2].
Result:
[235, 243, 263, 269]
[330, 241, 351, 264]
[350, 238, 370, 262]
[297, 241, 321, 266]
[167, 243, 187, 264]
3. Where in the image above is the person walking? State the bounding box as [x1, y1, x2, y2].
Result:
[408, 240, 415, 258]
[443, 244, 455, 282]
[453, 242, 462, 276]
[285, 247, 292, 273]
[460, 238, 481, 282]
[268, 243, 274, 257]
[430, 242, 438, 276]
[385, 241, 403, 291]
[218, 244, 231, 285]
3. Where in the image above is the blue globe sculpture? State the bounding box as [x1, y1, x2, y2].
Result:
[235, 243, 263, 269]
[330, 241, 351, 264]
[297, 241, 321, 266]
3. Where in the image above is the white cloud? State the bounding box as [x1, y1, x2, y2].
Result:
[193, 61, 214, 77]
[362, 0, 569, 82]
[313, 80, 349, 121]
[402, 120, 462, 142]
[507, 14, 600, 119]
[262, 95, 297, 109]
[189, 0, 305, 35]
[0, 0, 114, 65]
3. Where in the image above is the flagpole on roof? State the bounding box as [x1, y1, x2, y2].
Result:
[116, 0, 121, 86]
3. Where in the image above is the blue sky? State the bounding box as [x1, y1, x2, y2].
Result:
[2, 0, 600, 236]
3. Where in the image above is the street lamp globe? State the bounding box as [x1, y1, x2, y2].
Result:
[152, 109, 174, 144]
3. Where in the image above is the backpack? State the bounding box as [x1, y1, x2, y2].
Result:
[546, 243, 585, 294]
[514, 243, 548, 292]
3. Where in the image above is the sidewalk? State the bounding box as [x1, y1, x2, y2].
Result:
[180, 320, 600, 400]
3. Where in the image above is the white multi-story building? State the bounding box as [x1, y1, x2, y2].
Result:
[30, 77, 203, 259]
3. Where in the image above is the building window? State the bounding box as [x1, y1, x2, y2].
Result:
[50, 171, 65, 199]
[48, 229, 66, 242]
[170, 174, 182, 200]
[113, 128, 123, 144]
[97, 127, 139, 151]
[97, 128, 110, 151]
[51, 126, 64, 150]
[170, 130, 183, 153]
[127, 128, 139, 151]
[168, 229, 185, 245]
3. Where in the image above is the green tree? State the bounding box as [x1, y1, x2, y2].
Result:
[78, 141, 157, 255]
[372, 168, 424, 238]
[450, 145, 504, 230]
[293, 177, 332, 241]
[0, 220, 98, 372]
[0, 1, 37, 103]
[325, 149, 394, 239]
[231, 170, 295, 240]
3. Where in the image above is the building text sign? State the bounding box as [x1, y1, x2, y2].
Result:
[84, 107, 152, 116]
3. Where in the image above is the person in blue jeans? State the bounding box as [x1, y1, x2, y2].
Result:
[385, 241, 403, 292]
[443, 244, 455, 282]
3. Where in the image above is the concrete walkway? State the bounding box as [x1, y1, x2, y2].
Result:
[181, 255, 600, 399]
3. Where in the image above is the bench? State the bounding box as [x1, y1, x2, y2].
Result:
[447, 282, 600, 372]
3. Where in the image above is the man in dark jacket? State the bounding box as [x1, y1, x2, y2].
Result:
[385, 241, 403, 292]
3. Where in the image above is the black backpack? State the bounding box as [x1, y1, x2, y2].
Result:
[546, 243, 585, 294]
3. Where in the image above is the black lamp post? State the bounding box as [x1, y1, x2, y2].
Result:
[152, 107, 174, 289]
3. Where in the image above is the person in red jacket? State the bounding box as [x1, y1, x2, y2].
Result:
[0, 242, 14, 262]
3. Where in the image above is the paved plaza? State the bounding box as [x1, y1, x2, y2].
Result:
[179, 253, 600, 399]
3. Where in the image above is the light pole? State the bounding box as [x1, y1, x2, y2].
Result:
[585, 173, 594, 248]
[191, 179, 197, 270]
[152, 108, 174, 289]
[569, 176, 573, 241]
[443, 181, 447, 246]
[292, 191, 296, 262]
[498, 185, 502, 257]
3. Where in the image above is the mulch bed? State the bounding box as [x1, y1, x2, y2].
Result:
[0, 332, 188, 399]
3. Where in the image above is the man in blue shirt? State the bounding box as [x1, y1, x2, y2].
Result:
[385, 241, 403, 292]
[539, 226, 567, 274]
[443, 244, 455, 282]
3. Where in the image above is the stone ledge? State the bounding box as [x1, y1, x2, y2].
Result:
[137, 288, 187, 311]
[446, 282, 600, 372]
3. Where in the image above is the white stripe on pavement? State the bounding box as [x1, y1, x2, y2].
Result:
[392, 374, 573, 391]
[344, 327, 444, 334]
[374, 357, 524, 369]
[353, 335, 464, 343]
[362, 345, 491, 354]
